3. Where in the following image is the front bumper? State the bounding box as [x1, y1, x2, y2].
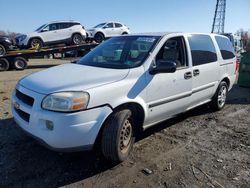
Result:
[11, 85, 113, 151]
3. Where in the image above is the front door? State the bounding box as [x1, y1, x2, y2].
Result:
[145, 36, 192, 126]
[103, 23, 116, 37]
[40, 23, 60, 43]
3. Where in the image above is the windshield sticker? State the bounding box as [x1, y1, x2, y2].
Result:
[136, 37, 156, 43]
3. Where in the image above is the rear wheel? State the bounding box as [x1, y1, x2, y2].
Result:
[101, 109, 135, 162]
[94, 33, 104, 43]
[30, 38, 43, 49]
[12, 57, 27, 70]
[122, 32, 128, 35]
[0, 44, 6, 56]
[72, 34, 83, 45]
[0, 58, 10, 71]
[210, 81, 228, 111]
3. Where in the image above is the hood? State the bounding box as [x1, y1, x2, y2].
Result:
[19, 63, 129, 94]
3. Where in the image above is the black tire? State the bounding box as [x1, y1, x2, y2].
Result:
[0, 44, 6, 56]
[72, 33, 83, 45]
[29, 38, 43, 49]
[12, 57, 27, 70]
[94, 32, 104, 43]
[101, 109, 135, 162]
[122, 32, 128, 35]
[0, 58, 10, 71]
[210, 81, 228, 111]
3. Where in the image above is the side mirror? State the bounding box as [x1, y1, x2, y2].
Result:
[149, 60, 177, 74]
[41, 28, 49, 32]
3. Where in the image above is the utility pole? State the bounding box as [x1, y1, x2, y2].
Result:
[211, 0, 226, 34]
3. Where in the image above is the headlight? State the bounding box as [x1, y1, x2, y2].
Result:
[42, 91, 89, 112]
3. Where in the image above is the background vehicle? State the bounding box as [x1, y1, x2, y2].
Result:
[15, 21, 87, 49]
[0, 36, 14, 56]
[12, 33, 236, 162]
[87, 21, 130, 43]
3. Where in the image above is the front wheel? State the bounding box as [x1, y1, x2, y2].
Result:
[101, 109, 135, 162]
[210, 81, 228, 111]
[30, 38, 43, 49]
[94, 33, 104, 43]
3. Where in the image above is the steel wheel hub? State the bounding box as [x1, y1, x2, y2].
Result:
[120, 119, 132, 153]
[74, 35, 81, 44]
[16, 60, 24, 68]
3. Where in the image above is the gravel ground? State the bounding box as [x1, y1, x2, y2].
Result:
[0, 59, 250, 188]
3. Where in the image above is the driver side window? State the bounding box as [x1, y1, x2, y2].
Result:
[156, 36, 187, 68]
[106, 23, 114, 28]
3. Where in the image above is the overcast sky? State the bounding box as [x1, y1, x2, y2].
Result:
[0, 0, 249, 34]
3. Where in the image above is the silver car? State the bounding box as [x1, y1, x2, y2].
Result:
[12, 32, 236, 162]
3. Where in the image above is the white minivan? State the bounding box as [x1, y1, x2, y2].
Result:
[12, 33, 236, 162]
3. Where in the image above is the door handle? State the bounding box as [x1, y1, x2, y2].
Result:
[184, 72, 192, 80]
[193, 69, 200, 76]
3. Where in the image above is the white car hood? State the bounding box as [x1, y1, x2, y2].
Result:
[19, 63, 129, 94]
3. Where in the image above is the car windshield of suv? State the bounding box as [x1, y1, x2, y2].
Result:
[35, 24, 46, 32]
[94, 23, 106, 28]
[77, 36, 160, 69]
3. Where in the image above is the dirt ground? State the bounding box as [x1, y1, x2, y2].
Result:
[0, 59, 250, 188]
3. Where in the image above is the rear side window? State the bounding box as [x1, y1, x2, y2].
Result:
[59, 23, 70, 29]
[215, 36, 235, 60]
[115, 23, 123, 28]
[188, 35, 217, 66]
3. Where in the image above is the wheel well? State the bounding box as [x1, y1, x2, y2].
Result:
[113, 103, 145, 131]
[95, 32, 105, 38]
[221, 77, 230, 88]
[72, 32, 82, 37]
[0, 43, 7, 49]
[122, 32, 128, 35]
[93, 102, 145, 149]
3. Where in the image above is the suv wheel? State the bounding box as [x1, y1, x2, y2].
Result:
[210, 81, 228, 111]
[94, 33, 104, 43]
[72, 34, 83, 45]
[101, 109, 135, 162]
[0, 44, 6, 56]
[30, 38, 43, 49]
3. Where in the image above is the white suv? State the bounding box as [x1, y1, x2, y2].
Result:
[15, 21, 87, 49]
[12, 33, 236, 162]
[87, 21, 130, 43]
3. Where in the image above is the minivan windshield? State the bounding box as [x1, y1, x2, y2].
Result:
[77, 36, 160, 69]
[35, 24, 46, 32]
[94, 23, 106, 28]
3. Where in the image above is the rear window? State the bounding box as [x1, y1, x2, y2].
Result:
[215, 36, 235, 60]
[188, 35, 217, 66]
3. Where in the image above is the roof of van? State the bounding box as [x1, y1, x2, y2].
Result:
[129, 32, 227, 37]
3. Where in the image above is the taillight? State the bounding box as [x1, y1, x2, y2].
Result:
[235, 58, 240, 74]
